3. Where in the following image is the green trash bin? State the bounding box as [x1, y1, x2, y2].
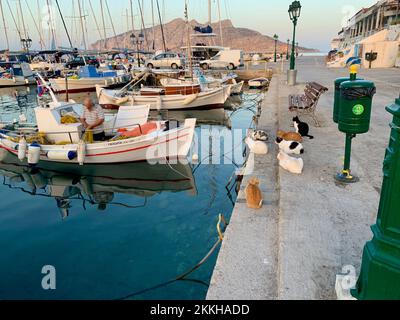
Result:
[333, 77, 363, 123]
[338, 80, 376, 134]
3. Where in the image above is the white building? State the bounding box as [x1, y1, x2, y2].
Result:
[328, 0, 400, 68]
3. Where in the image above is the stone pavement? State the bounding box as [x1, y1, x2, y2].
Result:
[207, 56, 400, 300]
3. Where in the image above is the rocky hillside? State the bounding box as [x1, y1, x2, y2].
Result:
[91, 18, 317, 54]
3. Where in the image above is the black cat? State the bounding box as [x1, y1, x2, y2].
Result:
[293, 117, 314, 139]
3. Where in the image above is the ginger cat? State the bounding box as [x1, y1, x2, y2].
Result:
[245, 178, 263, 209]
[277, 130, 303, 143]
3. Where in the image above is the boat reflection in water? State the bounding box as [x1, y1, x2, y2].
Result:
[0, 152, 197, 219]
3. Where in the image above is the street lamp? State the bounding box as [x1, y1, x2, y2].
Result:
[288, 0, 302, 85]
[21, 38, 32, 53]
[286, 39, 290, 60]
[273, 34, 279, 63]
[130, 33, 144, 68]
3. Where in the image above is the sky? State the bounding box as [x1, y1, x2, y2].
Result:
[0, 0, 378, 52]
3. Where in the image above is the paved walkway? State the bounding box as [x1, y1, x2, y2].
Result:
[207, 56, 399, 300]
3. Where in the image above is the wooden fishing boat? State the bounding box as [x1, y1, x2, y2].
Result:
[96, 84, 231, 111]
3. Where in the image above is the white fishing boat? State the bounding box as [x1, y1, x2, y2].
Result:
[0, 62, 36, 87]
[160, 71, 244, 95]
[0, 84, 196, 165]
[49, 65, 132, 94]
[248, 77, 270, 89]
[96, 84, 232, 111]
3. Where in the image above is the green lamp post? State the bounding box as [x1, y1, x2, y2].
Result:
[273, 34, 279, 63]
[288, 1, 301, 85]
[351, 94, 400, 300]
[286, 39, 290, 60]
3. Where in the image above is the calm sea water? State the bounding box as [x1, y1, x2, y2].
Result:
[0, 86, 260, 300]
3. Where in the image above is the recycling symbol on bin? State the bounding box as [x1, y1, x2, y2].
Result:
[353, 104, 365, 116]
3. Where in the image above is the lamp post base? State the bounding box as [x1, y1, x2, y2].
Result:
[335, 171, 359, 184]
[287, 69, 297, 86]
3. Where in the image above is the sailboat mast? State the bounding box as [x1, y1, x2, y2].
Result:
[208, 0, 212, 25]
[77, 0, 87, 50]
[88, 0, 103, 50]
[137, 0, 149, 51]
[37, 0, 46, 49]
[0, 0, 10, 50]
[6, 0, 23, 43]
[46, 0, 57, 49]
[18, 0, 28, 39]
[125, 8, 128, 49]
[151, 0, 155, 50]
[100, 0, 107, 50]
[156, 0, 166, 52]
[130, 0, 134, 32]
[185, 0, 193, 81]
[55, 0, 73, 48]
[25, 0, 45, 49]
[105, 0, 117, 39]
[217, 0, 223, 46]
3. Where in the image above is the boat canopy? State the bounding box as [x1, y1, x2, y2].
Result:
[194, 25, 213, 34]
[78, 65, 117, 78]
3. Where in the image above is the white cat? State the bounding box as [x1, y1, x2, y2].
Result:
[251, 130, 269, 142]
[246, 137, 268, 155]
[277, 151, 304, 174]
[275, 137, 304, 155]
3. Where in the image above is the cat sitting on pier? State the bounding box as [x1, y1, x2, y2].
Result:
[275, 137, 305, 155]
[251, 130, 269, 142]
[277, 130, 303, 143]
[293, 117, 314, 139]
[277, 151, 304, 175]
[245, 177, 263, 209]
[245, 137, 268, 155]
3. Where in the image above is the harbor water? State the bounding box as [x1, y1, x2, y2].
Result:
[0, 86, 261, 300]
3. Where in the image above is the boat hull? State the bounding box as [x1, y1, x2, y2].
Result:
[97, 85, 232, 111]
[0, 77, 36, 87]
[0, 119, 196, 165]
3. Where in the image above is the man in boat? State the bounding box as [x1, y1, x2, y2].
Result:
[81, 98, 106, 142]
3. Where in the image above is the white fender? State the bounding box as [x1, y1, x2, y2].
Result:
[78, 140, 86, 166]
[183, 93, 199, 106]
[18, 137, 27, 161]
[27, 143, 41, 165]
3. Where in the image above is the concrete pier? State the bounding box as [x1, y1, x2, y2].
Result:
[207, 56, 400, 300]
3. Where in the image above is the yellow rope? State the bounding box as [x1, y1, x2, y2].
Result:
[217, 214, 228, 241]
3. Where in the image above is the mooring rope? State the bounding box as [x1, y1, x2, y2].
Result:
[116, 214, 229, 300]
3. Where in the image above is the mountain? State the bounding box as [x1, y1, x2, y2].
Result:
[90, 18, 317, 54]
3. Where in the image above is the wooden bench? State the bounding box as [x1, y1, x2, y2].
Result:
[288, 82, 328, 127]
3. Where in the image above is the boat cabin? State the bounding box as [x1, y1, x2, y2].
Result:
[35, 103, 84, 144]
